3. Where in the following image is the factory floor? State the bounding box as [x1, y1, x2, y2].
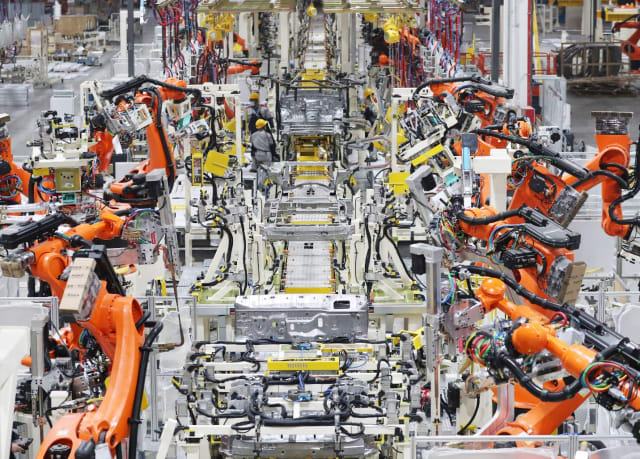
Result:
[2, 22, 156, 163]
[2, 14, 637, 158]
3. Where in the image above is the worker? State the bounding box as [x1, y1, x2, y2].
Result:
[250, 119, 277, 188]
[363, 88, 378, 127]
[246, 92, 274, 134]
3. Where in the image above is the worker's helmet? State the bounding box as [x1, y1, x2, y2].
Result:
[255, 119, 268, 129]
[249, 92, 260, 101]
[306, 4, 317, 17]
[364, 88, 375, 99]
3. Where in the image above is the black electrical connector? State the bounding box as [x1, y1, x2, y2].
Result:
[502, 248, 538, 270]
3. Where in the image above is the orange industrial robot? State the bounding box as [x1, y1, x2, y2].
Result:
[0, 210, 160, 458]
[99, 76, 202, 206]
[0, 114, 51, 204]
[450, 264, 640, 440]
[412, 75, 515, 128]
[475, 112, 636, 241]
[454, 200, 583, 304]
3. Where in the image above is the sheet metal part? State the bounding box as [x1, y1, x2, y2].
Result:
[234, 294, 369, 342]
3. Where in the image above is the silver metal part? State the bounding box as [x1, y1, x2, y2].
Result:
[234, 294, 368, 342]
[221, 436, 377, 459]
[279, 90, 345, 136]
[548, 186, 589, 227]
[410, 243, 443, 314]
[592, 111, 633, 136]
[262, 192, 353, 241]
[443, 299, 484, 340]
[0, 250, 36, 278]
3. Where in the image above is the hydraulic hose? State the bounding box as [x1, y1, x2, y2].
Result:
[128, 321, 163, 459]
[473, 128, 589, 179]
[571, 169, 629, 190]
[456, 207, 521, 225]
[498, 353, 584, 401]
[607, 145, 640, 226]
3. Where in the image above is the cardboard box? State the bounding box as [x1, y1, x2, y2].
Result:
[54, 15, 97, 37]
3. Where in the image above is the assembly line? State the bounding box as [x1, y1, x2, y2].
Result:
[0, 1, 639, 458]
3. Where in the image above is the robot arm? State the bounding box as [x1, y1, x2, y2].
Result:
[87, 114, 116, 173]
[612, 15, 640, 70]
[0, 113, 50, 203]
[37, 252, 150, 458]
[564, 112, 634, 238]
[0, 211, 124, 298]
[476, 126, 638, 238]
[104, 77, 200, 204]
[453, 200, 582, 302]
[451, 265, 640, 439]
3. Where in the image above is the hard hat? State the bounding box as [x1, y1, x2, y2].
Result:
[249, 92, 260, 101]
[364, 88, 375, 99]
[255, 119, 268, 129]
[364, 13, 378, 23]
[378, 54, 389, 66]
[306, 4, 317, 17]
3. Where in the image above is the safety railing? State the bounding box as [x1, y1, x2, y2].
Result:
[461, 51, 557, 77]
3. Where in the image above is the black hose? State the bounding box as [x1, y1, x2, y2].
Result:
[600, 162, 630, 180]
[607, 146, 640, 226]
[195, 406, 246, 420]
[457, 395, 480, 434]
[134, 311, 150, 331]
[381, 224, 415, 281]
[128, 321, 163, 459]
[499, 353, 583, 401]
[364, 215, 372, 284]
[456, 207, 521, 225]
[239, 216, 248, 295]
[203, 369, 250, 384]
[571, 169, 629, 190]
[473, 129, 589, 179]
[449, 264, 562, 313]
[368, 359, 391, 383]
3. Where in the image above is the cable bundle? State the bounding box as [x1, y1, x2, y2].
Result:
[150, 0, 185, 76]
[425, 0, 463, 76]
